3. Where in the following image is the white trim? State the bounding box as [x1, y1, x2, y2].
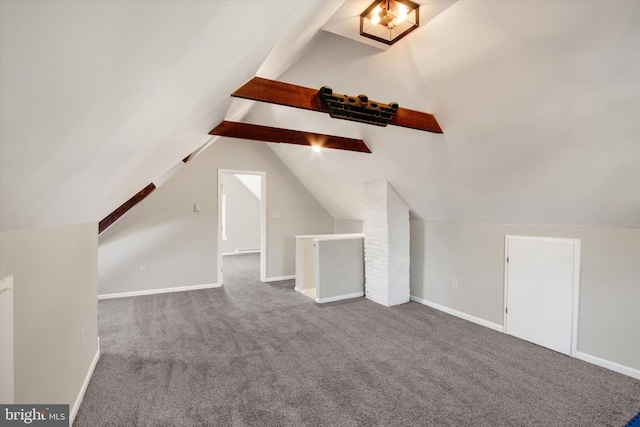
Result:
[98, 283, 221, 300]
[504, 235, 581, 357]
[223, 249, 261, 256]
[218, 169, 267, 285]
[315, 292, 364, 304]
[218, 170, 223, 285]
[69, 337, 100, 426]
[576, 351, 640, 380]
[262, 275, 295, 282]
[295, 233, 364, 240]
[221, 193, 228, 241]
[259, 173, 267, 283]
[503, 235, 509, 338]
[409, 297, 640, 381]
[571, 242, 581, 357]
[410, 296, 505, 332]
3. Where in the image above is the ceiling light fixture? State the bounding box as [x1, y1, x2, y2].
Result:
[360, 0, 419, 46]
[312, 145, 322, 153]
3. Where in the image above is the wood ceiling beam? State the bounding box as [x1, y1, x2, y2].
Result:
[98, 183, 156, 234]
[231, 77, 443, 134]
[209, 121, 371, 153]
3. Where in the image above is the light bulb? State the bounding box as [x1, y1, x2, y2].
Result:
[397, 3, 408, 23]
[370, 5, 382, 25]
[312, 145, 322, 153]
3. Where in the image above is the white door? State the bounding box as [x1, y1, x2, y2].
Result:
[505, 236, 581, 356]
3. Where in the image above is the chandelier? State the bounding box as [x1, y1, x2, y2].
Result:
[360, 0, 420, 45]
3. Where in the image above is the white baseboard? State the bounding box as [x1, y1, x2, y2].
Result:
[262, 275, 295, 283]
[98, 283, 221, 300]
[409, 296, 639, 380]
[410, 296, 504, 332]
[576, 351, 640, 380]
[70, 337, 100, 426]
[315, 292, 364, 304]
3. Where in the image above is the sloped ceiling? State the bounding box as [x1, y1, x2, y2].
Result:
[1, 1, 638, 232]
[0, 0, 341, 232]
[252, 0, 640, 227]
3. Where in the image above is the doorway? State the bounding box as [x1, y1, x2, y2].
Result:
[217, 170, 266, 285]
[504, 236, 581, 356]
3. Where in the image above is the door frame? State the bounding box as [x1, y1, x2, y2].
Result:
[503, 235, 582, 357]
[217, 169, 267, 285]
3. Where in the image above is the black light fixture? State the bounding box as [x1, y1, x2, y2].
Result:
[318, 86, 399, 127]
[360, 0, 420, 46]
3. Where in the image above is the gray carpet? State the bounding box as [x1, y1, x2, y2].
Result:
[75, 253, 639, 426]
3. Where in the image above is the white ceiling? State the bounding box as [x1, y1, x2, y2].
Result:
[1, 0, 638, 232]
[256, 0, 640, 227]
[0, 0, 339, 232]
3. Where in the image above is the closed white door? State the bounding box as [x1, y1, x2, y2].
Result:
[505, 236, 580, 356]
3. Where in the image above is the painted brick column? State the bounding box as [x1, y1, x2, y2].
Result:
[363, 181, 410, 307]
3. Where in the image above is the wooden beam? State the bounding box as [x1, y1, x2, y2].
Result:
[209, 121, 371, 153]
[99, 183, 156, 234]
[391, 107, 442, 133]
[232, 77, 326, 112]
[232, 77, 443, 134]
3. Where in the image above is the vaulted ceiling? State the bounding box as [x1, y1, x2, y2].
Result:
[1, 0, 638, 232]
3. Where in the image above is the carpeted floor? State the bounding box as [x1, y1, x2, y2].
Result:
[75, 253, 639, 426]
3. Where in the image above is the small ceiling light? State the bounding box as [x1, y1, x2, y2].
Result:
[360, 0, 419, 46]
[312, 145, 322, 153]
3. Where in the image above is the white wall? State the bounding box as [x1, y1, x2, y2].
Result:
[0, 222, 98, 410]
[410, 220, 640, 371]
[334, 219, 363, 234]
[99, 138, 334, 295]
[221, 174, 261, 254]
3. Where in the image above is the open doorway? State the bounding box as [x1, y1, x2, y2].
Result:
[217, 169, 266, 284]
